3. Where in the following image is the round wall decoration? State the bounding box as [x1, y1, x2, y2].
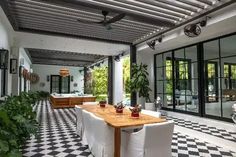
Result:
[30, 73, 40, 84]
[22, 68, 28, 79]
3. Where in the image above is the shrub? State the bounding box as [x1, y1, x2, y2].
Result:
[0, 92, 40, 157]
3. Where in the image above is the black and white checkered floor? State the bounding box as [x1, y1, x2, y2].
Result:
[22, 100, 236, 157]
[167, 116, 236, 142]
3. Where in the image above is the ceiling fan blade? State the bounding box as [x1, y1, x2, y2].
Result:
[107, 13, 125, 24]
[77, 19, 104, 25]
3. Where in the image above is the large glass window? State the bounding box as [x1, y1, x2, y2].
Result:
[155, 33, 236, 121]
[203, 40, 221, 117]
[174, 46, 198, 112]
[0, 50, 8, 97]
[155, 52, 173, 109]
[155, 46, 198, 113]
[50, 75, 70, 93]
[220, 34, 236, 118]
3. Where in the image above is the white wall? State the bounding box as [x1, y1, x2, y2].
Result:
[31, 64, 84, 93]
[0, 7, 14, 96]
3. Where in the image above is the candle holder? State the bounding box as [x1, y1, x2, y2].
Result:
[129, 104, 142, 118]
[114, 101, 126, 113]
[99, 100, 106, 108]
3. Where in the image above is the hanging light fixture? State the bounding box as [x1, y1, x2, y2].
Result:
[59, 67, 70, 77]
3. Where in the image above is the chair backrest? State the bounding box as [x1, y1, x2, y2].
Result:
[83, 102, 98, 105]
[143, 121, 174, 157]
[75, 105, 83, 136]
[82, 110, 93, 148]
[90, 114, 114, 157]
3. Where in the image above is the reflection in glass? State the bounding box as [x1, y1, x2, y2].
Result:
[221, 35, 236, 118]
[204, 39, 221, 117]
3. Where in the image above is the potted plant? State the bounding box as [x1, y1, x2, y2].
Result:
[99, 100, 107, 108]
[114, 101, 126, 113]
[130, 63, 152, 109]
[129, 104, 142, 117]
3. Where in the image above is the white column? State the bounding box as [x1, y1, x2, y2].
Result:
[112, 60, 123, 104]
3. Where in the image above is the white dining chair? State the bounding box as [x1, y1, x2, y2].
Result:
[121, 121, 174, 157]
[75, 105, 84, 138]
[89, 113, 114, 157]
[83, 102, 98, 105]
[81, 110, 94, 147]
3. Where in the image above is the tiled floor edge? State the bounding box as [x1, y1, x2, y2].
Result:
[165, 110, 236, 132]
[174, 125, 236, 152]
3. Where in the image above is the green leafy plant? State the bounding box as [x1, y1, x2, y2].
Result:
[0, 92, 40, 157]
[130, 63, 152, 102]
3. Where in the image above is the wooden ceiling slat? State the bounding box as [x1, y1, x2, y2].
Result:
[12, 0, 160, 30]
[27, 48, 107, 67]
[15, 15, 146, 36]
[2, 0, 233, 44]
[20, 26, 138, 43]
[156, 0, 200, 13]
[11, 11, 154, 34]
[114, 0, 185, 19]
[136, 0, 192, 16]
[18, 20, 142, 42]
[176, 0, 206, 10]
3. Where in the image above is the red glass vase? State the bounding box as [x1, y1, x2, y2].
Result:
[100, 103, 106, 108]
[131, 112, 139, 118]
[116, 108, 123, 113]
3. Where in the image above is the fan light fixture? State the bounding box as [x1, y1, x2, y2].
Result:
[184, 17, 208, 38]
[146, 35, 163, 50]
[59, 68, 70, 77]
[147, 40, 156, 50]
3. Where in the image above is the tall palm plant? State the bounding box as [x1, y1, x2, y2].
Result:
[130, 63, 152, 102]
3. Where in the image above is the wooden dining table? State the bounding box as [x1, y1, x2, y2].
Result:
[80, 105, 166, 157]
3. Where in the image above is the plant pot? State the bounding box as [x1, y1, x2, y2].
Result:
[145, 102, 155, 111]
[100, 103, 106, 108]
[116, 108, 123, 113]
[99, 100, 107, 108]
[131, 112, 140, 118]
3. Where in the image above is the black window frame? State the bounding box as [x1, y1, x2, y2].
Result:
[0, 49, 9, 97]
[154, 32, 236, 122]
[50, 75, 70, 94]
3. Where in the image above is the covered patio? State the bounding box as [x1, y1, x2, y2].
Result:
[0, 0, 236, 157]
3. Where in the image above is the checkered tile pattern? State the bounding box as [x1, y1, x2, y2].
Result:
[172, 132, 236, 157]
[22, 100, 236, 157]
[167, 116, 236, 142]
[22, 100, 93, 157]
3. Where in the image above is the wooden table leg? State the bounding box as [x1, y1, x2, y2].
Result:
[114, 128, 121, 157]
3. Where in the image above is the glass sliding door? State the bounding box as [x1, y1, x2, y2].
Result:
[61, 76, 70, 93]
[50, 75, 70, 94]
[155, 52, 174, 109]
[154, 33, 236, 121]
[174, 46, 198, 112]
[220, 34, 236, 118]
[51, 75, 60, 93]
[205, 62, 218, 103]
[203, 40, 221, 117]
[185, 46, 199, 112]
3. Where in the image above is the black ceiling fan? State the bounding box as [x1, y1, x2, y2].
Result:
[77, 11, 126, 30]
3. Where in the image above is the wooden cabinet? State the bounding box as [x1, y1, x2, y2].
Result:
[50, 95, 96, 108]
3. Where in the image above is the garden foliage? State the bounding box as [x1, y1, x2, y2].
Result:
[0, 91, 48, 157]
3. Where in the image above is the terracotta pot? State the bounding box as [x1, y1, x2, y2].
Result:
[131, 112, 139, 118]
[116, 108, 123, 113]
